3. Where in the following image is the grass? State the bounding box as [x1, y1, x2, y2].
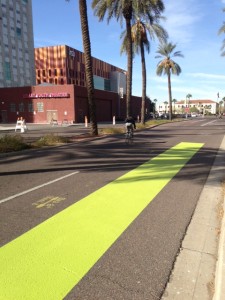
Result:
[0, 119, 183, 153]
[0, 134, 31, 153]
[0, 134, 69, 153]
[32, 134, 69, 147]
[99, 118, 181, 135]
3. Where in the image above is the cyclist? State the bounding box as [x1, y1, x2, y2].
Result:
[125, 116, 136, 136]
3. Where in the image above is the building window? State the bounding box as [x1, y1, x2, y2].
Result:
[16, 27, 22, 38]
[4, 62, 11, 80]
[37, 102, 44, 112]
[19, 103, 24, 112]
[10, 103, 16, 112]
[28, 102, 33, 112]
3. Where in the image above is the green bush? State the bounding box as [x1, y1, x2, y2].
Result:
[0, 134, 30, 153]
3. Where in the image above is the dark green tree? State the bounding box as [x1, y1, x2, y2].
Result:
[156, 41, 183, 121]
[129, 15, 167, 124]
[92, 0, 165, 118]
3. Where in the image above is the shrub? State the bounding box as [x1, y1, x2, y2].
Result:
[33, 134, 68, 147]
[0, 134, 30, 153]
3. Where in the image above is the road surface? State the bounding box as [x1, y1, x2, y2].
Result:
[0, 117, 224, 299]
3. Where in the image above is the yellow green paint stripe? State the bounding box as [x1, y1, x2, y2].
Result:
[0, 142, 203, 300]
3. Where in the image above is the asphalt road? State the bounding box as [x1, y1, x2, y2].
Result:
[0, 117, 224, 300]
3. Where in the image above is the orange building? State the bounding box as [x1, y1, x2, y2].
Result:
[0, 45, 145, 124]
[35, 45, 126, 93]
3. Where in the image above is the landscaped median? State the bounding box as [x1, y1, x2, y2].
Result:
[0, 118, 184, 153]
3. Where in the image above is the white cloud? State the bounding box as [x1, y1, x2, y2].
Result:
[187, 72, 225, 80]
[163, 0, 203, 45]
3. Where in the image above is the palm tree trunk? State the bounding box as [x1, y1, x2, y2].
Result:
[79, 0, 98, 135]
[125, 18, 132, 118]
[140, 42, 146, 124]
[167, 71, 173, 121]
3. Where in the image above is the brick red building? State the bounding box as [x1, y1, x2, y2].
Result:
[0, 45, 144, 124]
[0, 84, 142, 124]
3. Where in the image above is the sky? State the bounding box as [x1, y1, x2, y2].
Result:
[32, 0, 225, 105]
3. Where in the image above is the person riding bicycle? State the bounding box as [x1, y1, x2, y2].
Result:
[125, 116, 136, 136]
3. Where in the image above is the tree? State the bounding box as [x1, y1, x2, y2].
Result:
[155, 41, 183, 121]
[67, 0, 98, 135]
[172, 98, 177, 114]
[164, 101, 168, 113]
[186, 93, 192, 102]
[222, 96, 225, 114]
[153, 98, 157, 113]
[92, 0, 165, 118]
[129, 15, 167, 124]
[92, 0, 133, 117]
[218, 8, 225, 56]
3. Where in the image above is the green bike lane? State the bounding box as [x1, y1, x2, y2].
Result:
[0, 142, 203, 300]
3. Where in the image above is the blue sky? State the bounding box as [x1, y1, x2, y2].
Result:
[32, 0, 225, 104]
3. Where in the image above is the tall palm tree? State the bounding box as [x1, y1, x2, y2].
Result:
[92, 0, 165, 118]
[153, 98, 157, 114]
[66, 0, 98, 135]
[222, 96, 225, 114]
[172, 98, 177, 114]
[164, 101, 168, 113]
[129, 15, 167, 124]
[218, 8, 225, 56]
[156, 41, 183, 121]
[92, 0, 133, 117]
[219, 100, 223, 115]
[186, 93, 192, 102]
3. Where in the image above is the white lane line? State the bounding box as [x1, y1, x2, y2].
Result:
[0, 171, 79, 205]
[201, 120, 217, 126]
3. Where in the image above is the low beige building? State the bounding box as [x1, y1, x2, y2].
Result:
[157, 99, 218, 115]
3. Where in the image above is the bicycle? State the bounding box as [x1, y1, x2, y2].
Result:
[125, 128, 134, 145]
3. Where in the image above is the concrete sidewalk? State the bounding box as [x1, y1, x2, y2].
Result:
[162, 136, 225, 299]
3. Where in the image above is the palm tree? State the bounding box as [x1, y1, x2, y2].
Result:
[156, 41, 183, 121]
[153, 98, 157, 114]
[218, 8, 225, 56]
[186, 93, 192, 102]
[129, 15, 167, 124]
[92, 0, 133, 117]
[222, 96, 225, 114]
[67, 0, 98, 135]
[219, 100, 223, 115]
[164, 101, 168, 113]
[186, 93, 192, 108]
[172, 98, 177, 114]
[92, 0, 165, 118]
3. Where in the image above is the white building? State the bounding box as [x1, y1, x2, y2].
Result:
[0, 0, 36, 87]
[156, 99, 218, 115]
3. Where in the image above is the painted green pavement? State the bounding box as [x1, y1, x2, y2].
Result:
[0, 142, 203, 300]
